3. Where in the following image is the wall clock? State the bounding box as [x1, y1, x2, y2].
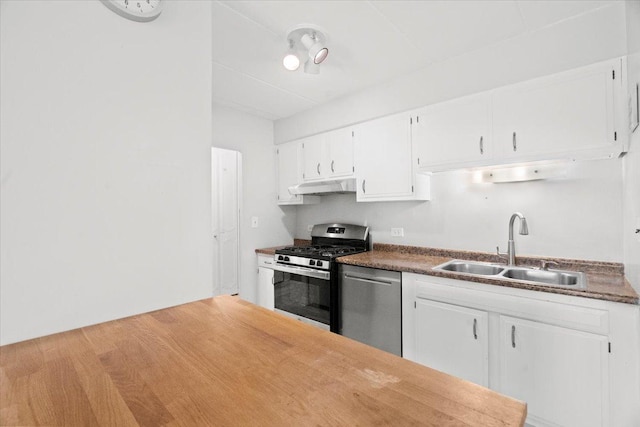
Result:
[100, 0, 164, 22]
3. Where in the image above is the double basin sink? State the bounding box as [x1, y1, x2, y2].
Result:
[433, 260, 587, 289]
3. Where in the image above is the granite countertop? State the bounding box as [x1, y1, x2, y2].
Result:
[337, 244, 638, 305]
[255, 242, 638, 304]
[255, 246, 286, 256]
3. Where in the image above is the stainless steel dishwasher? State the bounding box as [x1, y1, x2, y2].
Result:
[339, 264, 402, 356]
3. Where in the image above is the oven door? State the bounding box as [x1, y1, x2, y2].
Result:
[273, 263, 331, 330]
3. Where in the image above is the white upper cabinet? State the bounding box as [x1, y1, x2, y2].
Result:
[276, 58, 627, 201]
[276, 141, 319, 205]
[493, 58, 624, 162]
[325, 127, 355, 178]
[301, 128, 354, 182]
[411, 57, 625, 171]
[354, 112, 429, 202]
[412, 93, 492, 170]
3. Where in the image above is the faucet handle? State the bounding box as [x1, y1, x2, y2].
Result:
[540, 260, 559, 270]
[496, 246, 508, 263]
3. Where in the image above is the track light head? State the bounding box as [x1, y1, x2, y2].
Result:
[301, 33, 329, 64]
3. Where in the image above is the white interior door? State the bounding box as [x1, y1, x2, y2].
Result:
[212, 147, 241, 296]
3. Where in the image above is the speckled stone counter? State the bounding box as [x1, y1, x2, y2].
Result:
[255, 246, 286, 256]
[337, 244, 638, 305]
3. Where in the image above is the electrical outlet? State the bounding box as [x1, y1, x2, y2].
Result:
[391, 227, 404, 237]
[251, 217, 259, 228]
[307, 225, 313, 232]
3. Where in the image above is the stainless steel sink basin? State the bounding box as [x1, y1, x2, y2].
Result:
[435, 260, 505, 276]
[501, 268, 586, 287]
[433, 260, 587, 289]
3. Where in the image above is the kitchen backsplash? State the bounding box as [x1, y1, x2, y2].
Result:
[295, 158, 623, 262]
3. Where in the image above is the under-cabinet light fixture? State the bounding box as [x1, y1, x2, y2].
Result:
[470, 160, 569, 184]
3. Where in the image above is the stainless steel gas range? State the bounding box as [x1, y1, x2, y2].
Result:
[272, 223, 369, 332]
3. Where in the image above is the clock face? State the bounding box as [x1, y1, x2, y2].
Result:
[100, 0, 164, 22]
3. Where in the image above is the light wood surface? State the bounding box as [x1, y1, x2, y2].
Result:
[0, 295, 526, 426]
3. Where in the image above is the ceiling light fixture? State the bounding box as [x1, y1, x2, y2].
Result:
[284, 25, 329, 74]
[283, 39, 300, 71]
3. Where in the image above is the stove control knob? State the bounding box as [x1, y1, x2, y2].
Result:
[309, 260, 316, 266]
[284, 256, 290, 262]
[316, 261, 323, 267]
[278, 255, 284, 261]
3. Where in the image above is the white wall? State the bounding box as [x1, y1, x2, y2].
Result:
[293, 160, 623, 262]
[274, 1, 629, 265]
[212, 104, 295, 303]
[623, 0, 640, 292]
[275, 2, 627, 143]
[0, 1, 213, 345]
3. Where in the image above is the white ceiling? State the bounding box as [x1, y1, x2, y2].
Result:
[212, 0, 613, 121]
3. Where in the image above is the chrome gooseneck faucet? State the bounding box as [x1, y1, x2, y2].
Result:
[498, 212, 529, 266]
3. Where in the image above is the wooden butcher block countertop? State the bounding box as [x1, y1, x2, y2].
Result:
[0, 296, 527, 426]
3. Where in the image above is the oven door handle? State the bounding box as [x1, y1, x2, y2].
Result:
[273, 263, 330, 280]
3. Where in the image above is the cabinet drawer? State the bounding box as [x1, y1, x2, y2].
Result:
[258, 255, 275, 269]
[410, 274, 609, 335]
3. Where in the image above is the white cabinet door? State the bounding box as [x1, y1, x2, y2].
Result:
[276, 142, 319, 205]
[301, 135, 325, 182]
[354, 112, 414, 201]
[413, 299, 489, 387]
[257, 266, 274, 310]
[498, 316, 609, 427]
[276, 142, 301, 204]
[301, 129, 354, 181]
[493, 59, 621, 161]
[412, 93, 492, 169]
[325, 127, 354, 178]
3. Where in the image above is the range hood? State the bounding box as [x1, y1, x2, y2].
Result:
[288, 177, 356, 195]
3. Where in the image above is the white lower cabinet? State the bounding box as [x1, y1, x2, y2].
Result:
[413, 299, 489, 387]
[498, 316, 608, 427]
[256, 255, 274, 310]
[402, 272, 640, 427]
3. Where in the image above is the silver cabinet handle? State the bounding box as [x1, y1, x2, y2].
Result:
[271, 276, 274, 285]
[331, 160, 335, 173]
[479, 136, 484, 154]
[343, 273, 398, 286]
[473, 319, 478, 340]
[512, 132, 517, 151]
[317, 163, 321, 175]
[511, 325, 516, 348]
[362, 179, 366, 193]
